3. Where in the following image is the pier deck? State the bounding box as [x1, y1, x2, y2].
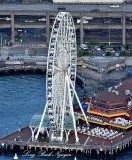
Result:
[0, 126, 132, 155]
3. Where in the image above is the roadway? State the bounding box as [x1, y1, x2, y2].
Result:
[0, 4, 131, 12]
[1, 39, 48, 57]
[0, 3, 132, 45]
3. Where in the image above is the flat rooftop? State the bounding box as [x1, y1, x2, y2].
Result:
[96, 77, 132, 103]
[88, 57, 124, 66]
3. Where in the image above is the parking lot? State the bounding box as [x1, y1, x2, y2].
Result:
[78, 43, 132, 57]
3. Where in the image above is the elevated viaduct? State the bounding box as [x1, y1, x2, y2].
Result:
[0, 3, 132, 45]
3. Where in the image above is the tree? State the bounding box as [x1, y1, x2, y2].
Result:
[105, 51, 111, 56]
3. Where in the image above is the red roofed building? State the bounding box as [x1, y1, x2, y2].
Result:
[89, 78, 132, 117]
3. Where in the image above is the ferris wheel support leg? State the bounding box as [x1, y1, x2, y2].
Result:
[69, 78, 89, 126]
[30, 127, 34, 142]
[65, 129, 71, 143]
[30, 127, 38, 142]
[60, 74, 67, 141]
[66, 75, 79, 143]
[35, 101, 48, 140]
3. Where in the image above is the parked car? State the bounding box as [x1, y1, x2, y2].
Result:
[80, 44, 89, 50]
[113, 46, 123, 52]
[83, 16, 93, 20]
[94, 46, 101, 51]
[125, 45, 132, 51]
[100, 46, 106, 51]
[103, 19, 112, 24]
[77, 19, 89, 24]
[115, 53, 120, 57]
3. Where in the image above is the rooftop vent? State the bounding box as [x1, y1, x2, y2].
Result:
[112, 90, 119, 95]
[114, 86, 118, 89]
[108, 87, 112, 92]
[114, 82, 122, 89]
[125, 90, 131, 95]
[128, 101, 132, 107]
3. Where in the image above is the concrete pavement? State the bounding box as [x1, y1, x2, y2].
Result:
[77, 65, 129, 97]
[1, 41, 48, 57]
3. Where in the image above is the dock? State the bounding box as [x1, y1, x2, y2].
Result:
[0, 126, 132, 156]
[0, 56, 47, 73]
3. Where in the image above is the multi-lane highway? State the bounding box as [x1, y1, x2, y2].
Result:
[0, 3, 132, 45]
[0, 4, 131, 12]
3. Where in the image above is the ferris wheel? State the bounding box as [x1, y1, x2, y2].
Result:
[35, 12, 88, 143]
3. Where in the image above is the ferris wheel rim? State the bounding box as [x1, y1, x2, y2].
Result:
[46, 12, 77, 133]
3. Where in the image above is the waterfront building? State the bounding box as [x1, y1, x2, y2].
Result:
[78, 77, 132, 139]
[82, 57, 125, 73]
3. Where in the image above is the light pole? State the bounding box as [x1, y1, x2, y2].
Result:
[111, 140, 112, 150]
[82, 78, 86, 100]
[90, 139, 92, 148]
[122, 135, 124, 148]
[0, 34, 2, 56]
[108, 25, 111, 46]
[124, 0, 126, 14]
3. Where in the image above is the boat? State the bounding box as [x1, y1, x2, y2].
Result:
[13, 153, 18, 159]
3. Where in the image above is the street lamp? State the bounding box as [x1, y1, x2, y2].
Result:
[90, 139, 92, 148]
[124, 0, 126, 13]
[82, 79, 86, 100]
[108, 25, 111, 46]
[123, 0, 126, 45]
[0, 34, 2, 55]
[122, 135, 124, 147]
[111, 140, 112, 150]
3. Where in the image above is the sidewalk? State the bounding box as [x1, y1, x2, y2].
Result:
[77, 66, 127, 82]
[77, 66, 128, 97]
[2, 43, 19, 49]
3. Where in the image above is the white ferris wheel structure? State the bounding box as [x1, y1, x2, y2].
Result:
[35, 12, 88, 143]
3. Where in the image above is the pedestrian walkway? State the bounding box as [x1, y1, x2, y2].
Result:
[77, 66, 126, 82]
[77, 66, 127, 98]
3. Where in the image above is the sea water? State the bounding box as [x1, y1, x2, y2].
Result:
[0, 70, 131, 160]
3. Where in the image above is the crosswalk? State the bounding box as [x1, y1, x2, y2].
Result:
[19, 44, 41, 48]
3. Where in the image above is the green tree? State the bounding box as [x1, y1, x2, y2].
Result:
[105, 52, 111, 56]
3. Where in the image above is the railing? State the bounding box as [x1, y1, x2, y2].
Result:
[1, 134, 132, 151]
[0, 57, 48, 72]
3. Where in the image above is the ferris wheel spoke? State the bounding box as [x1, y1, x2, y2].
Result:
[53, 65, 61, 71]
